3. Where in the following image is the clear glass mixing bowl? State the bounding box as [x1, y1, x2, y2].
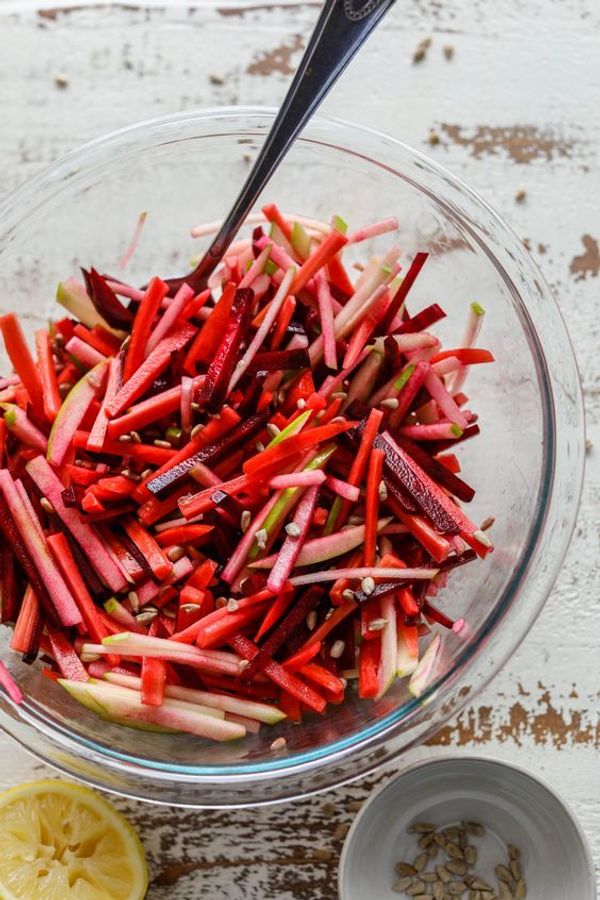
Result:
[0, 108, 584, 807]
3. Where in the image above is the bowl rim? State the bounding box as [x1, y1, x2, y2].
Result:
[338, 754, 598, 900]
[0, 105, 586, 796]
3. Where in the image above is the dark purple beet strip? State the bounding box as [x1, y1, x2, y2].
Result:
[396, 303, 446, 335]
[235, 372, 266, 418]
[81, 267, 133, 328]
[195, 288, 255, 413]
[286, 320, 307, 336]
[0, 498, 59, 627]
[252, 226, 265, 257]
[373, 431, 460, 535]
[146, 410, 270, 497]
[79, 502, 138, 523]
[422, 599, 454, 629]
[242, 586, 325, 682]
[427, 423, 481, 454]
[353, 580, 409, 605]
[436, 548, 478, 572]
[245, 348, 310, 375]
[21, 612, 44, 664]
[394, 435, 476, 503]
[62, 485, 85, 508]
[64, 533, 106, 597]
[342, 428, 418, 513]
[377, 251, 429, 335]
[116, 527, 155, 581]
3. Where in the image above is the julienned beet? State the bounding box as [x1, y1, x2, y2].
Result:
[0, 204, 494, 741]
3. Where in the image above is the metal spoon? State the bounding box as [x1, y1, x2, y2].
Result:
[168, 0, 396, 294]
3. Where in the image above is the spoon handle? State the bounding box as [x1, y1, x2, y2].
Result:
[185, 0, 395, 291]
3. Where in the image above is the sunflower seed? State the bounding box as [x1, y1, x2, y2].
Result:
[507, 844, 521, 861]
[129, 430, 142, 444]
[447, 860, 468, 875]
[227, 598, 239, 612]
[361, 576, 375, 595]
[413, 895, 432, 900]
[393, 876, 413, 892]
[418, 832, 436, 849]
[333, 823, 350, 841]
[468, 879, 493, 891]
[40, 497, 55, 514]
[167, 545, 185, 562]
[421, 872, 438, 883]
[254, 528, 267, 550]
[119, 433, 133, 443]
[495, 865, 512, 884]
[314, 846, 332, 861]
[497, 884, 513, 900]
[127, 591, 140, 612]
[135, 609, 158, 624]
[406, 881, 425, 896]
[468, 893, 482, 900]
[426, 844, 439, 859]
[153, 439, 172, 448]
[395, 862, 417, 876]
[465, 822, 486, 837]
[445, 843, 464, 861]
[266, 423, 280, 438]
[306, 611, 318, 631]
[330, 639, 345, 659]
[464, 845, 477, 866]
[378, 480, 388, 500]
[238, 659, 250, 671]
[285, 521, 301, 538]
[190, 424, 203, 439]
[448, 884, 468, 896]
[433, 885, 445, 900]
[434, 833, 447, 847]
[436, 865, 451, 883]
[380, 397, 399, 409]
[513, 880, 527, 899]
[413, 853, 428, 872]
[509, 860, 522, 881]
[180, 603, 200, 613]
[481, 893, 498, 900]
[368, 617, 387, 631]
[443, 827, 460, 841]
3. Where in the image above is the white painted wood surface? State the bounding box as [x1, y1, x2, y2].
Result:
[0, 2, 598, 896]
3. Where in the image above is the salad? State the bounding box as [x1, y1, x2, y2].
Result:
[0, 205, 493, 743]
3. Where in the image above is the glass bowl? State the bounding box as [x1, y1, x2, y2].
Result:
[0, 108, 584, 807]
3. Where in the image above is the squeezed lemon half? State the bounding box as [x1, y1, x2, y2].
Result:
[0, 780, 148, 899]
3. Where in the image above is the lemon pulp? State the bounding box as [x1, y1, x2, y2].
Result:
[0, 780, 147, 899]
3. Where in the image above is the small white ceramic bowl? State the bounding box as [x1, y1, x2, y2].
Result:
[339, 756, 597, 900]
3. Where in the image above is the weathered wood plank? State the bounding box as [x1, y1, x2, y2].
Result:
[0, 3, 598, 896]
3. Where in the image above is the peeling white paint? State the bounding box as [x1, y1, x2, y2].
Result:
[0, 2, 598, 896]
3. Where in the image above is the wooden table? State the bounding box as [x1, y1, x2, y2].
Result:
[0, 2, 598, 896]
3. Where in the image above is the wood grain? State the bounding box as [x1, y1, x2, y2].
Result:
[0, 2, 598, 896]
